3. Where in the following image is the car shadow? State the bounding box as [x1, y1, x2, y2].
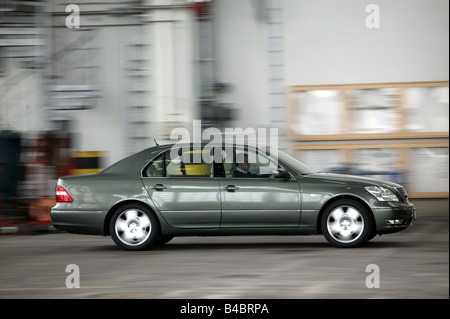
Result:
[156, 240, 415, 250]
[155, 241, 329, 252]
[85, 236, 416, 253]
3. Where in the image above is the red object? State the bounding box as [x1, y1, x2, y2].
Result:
[0, 221, 52, 226]
[29, 198, 56, 222]
[187, 1, 210, 16]
[55, 186, 73, 202]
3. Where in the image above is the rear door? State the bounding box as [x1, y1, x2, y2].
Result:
[141, 148, 221, 229]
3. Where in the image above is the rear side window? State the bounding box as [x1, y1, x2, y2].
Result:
[143, 153, 164, 177]
[143, 149, 213, 178]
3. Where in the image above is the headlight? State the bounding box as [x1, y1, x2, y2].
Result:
[364, 186, 399, 202]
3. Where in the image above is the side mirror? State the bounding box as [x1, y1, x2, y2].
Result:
[274, 168, 290, 179]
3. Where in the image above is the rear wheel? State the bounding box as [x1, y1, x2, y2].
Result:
[109, 203, 159, 251]
[321, 199, 373, 248]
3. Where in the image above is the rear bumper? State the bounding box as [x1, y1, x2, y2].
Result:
[50, 208, 106, 236]
[373, 203, 417, 234]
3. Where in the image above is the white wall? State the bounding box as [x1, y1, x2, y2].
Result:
[284, 0, 449, 85]
[69, 4, 196, 166]
[212, 0, 448, 143]
[0, 61, 45, 132]
[214, 0, 270, 130]
[72, 26, 128, 166]
[2, 0, 448, 167]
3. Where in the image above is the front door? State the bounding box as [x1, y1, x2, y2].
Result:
[218, 147, 301, 228]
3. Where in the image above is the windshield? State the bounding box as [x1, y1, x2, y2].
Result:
[277, 150, 316, 175]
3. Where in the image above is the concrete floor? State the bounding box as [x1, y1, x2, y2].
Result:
[0, 216, 448, 303]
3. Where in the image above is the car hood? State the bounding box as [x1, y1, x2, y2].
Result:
[302, 173, 403, 188]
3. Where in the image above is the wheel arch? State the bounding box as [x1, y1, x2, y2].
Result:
[316, 195, 376, 234]
[103, 199, 161, 236]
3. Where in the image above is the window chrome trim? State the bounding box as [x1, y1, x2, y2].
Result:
[139, 145, 297, 181]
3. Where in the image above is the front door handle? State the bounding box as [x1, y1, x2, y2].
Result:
[222, 185, 239, 192]
[151, 184, 167, 191]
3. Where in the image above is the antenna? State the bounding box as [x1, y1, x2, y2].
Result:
[154, 139, 159, 146]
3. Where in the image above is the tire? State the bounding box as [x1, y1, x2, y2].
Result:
[154, 236, 174, 246]
[367, 230, 378, 242]
[109, 203, 159, 251]
[321, 199, 373, 248]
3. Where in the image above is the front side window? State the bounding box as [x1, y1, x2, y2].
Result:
[221, 148, 281, 178]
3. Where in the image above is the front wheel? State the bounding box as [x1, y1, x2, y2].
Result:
[321, 199, 373, 248]
[154, 236, 174, 245]
[109, 203, 159, 251]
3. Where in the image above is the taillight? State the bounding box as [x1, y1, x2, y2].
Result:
[56, 186, 73, 202]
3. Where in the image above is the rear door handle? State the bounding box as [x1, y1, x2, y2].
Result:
[222, 185, 239, 192]
[151, 184, 167, 191]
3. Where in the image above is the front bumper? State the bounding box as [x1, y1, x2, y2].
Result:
[373, 203, 417, 234]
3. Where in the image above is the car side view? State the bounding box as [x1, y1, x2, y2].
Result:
[50, 143, 416, 250]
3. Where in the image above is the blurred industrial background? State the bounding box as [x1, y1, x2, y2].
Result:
[0, 0, 448, 228]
